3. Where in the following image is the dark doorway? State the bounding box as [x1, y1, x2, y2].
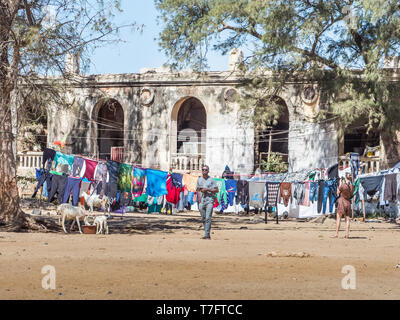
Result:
[256, 97, 289, 167]
[96, 99, 124, 160]
[177, 97, 206, 155]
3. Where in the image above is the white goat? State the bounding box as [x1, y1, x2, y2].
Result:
[82, 192, 111, 214]
[93, 214, 110, 234]
[57, 203, 87, 234]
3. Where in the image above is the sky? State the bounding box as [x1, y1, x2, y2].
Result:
[88, 0, 231, 75]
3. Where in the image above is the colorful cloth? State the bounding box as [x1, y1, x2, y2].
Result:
[131, 167, 146, 197]
[183, 174, 199, 192]
[166, 174, 182, 205]
[133, 193, 147, 203]
[146, 169, 168, 197]
[83, 158, 98, 181]
[214, 178, 228, 206]
[117, 163, 133, 193]
[54, 152, 74, 171]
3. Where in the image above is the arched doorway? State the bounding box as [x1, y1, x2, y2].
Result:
[255, 96, 289, 171]
[170, 97, 207, 171]
[95, 99, 124, 160]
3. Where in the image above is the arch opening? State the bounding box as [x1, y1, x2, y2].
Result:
[95, 99, 124, 160]
[255, 96, 289, 172]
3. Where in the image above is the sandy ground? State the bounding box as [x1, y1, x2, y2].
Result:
[1, 201, 400, 300]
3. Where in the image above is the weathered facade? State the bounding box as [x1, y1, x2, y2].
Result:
[47, 52, 341, 176]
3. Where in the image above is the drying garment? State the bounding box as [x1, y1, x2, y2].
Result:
[214, 178, 228, 207]
[117, 163, 133, 193]
[171, 172, 183, 188]
[196, 176, 218, 204]
[293, 182, 305, 205]
[94, 162, 108, 183]
[134, 193, 148, 203]
[79, 179, 91, 197]
[105, 181, 118, 199]
[265, 182, 281, 208]
[302, 181, 311, 207]
[42, 148, 56, 170]
[352, 177, 360, 205]
[249, 181, 265, 209]
[360, 175, 384, 200]
[350, 153, 360, 179]
[131, 167, 146, 197]
[146, 169, 168, 198]
[148, 202, 162, 214]
[47, 173, 68, 203]
[176, 190, 187, 211]
[187, 192, 195, 205]
[225, 179, 237, 206]
[62, 177, 82, 206]
[32, 170, 52, 198]
[54, 152, 75, 172]
[72, 156, 86, 177]
[182, 174, 198, 192]
[379, 176, 387, 206]
[328, 163, 339, 180]
[279, 182, 292, 207]
[309, 181, 318, 203]
[384, 174, 397, 202]
[317, 180, 325, 213]
[166, 175, 182, 205]
[83, 158, 99, 181]
[42, 180, 50, 198]
[219, 195, 229, 211]
[106, 160, 120, 184]
[36, 168, 43, 180]
[236, 180, 249, 206]
[336, 182, 355, 217]
[321, 179, 337, 214]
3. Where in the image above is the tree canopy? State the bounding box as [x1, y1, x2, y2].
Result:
[155, 0, 400, 136]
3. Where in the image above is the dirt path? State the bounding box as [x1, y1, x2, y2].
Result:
[1, 209, 400, 300]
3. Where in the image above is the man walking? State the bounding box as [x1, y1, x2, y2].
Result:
[196, 165, 219, 239]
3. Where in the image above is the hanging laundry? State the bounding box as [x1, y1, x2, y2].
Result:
[214, 178, 228, 208]
[42, 148, 56, 170]
[222, 165, 234, 179]
[279, 182, 292, 207]
[117, 163, 133, 193]
[106, 160, 120, 184]
[236, 180, 249, 206]
[146, 169, 168, 198]
[302, 181, 311, 207]
[249, 181, 265, 209]
[309, 181, 318, 203]
[72, 156, 86, 177]
[360, 176, 384, 200]
[182, 174, 198, 192]
[327, 163, 339, 180]
[321, 179, 337, 214]
[166, 174, 181, 205]
[350, 153, 360, 179]
[225, 179, 237, 206]
[131, 167, 146, 197]
[265, 182, 281, 208]
[54, 151, 75, 172]
[47, 173, 68, 203]
[84, 158, 99, 181]
[293, 182, 305, 205]
[171, 172, 183, 188]
[384, 174, 397, 202]
[62, 176, 82, 206]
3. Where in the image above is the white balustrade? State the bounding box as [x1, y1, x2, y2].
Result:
[171, 153, 204, 172]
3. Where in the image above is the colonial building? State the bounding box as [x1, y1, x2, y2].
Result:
[42, 50, 383, 176]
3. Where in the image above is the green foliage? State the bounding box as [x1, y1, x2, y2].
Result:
[260, 152, 288, 173]
[155, 0, 400, 133]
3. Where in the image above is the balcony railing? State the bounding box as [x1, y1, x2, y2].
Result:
[171, 153, 205, 172]
[339, 155, 380, 173]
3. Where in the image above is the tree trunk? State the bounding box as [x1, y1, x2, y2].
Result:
[380, 130, 400, 169]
